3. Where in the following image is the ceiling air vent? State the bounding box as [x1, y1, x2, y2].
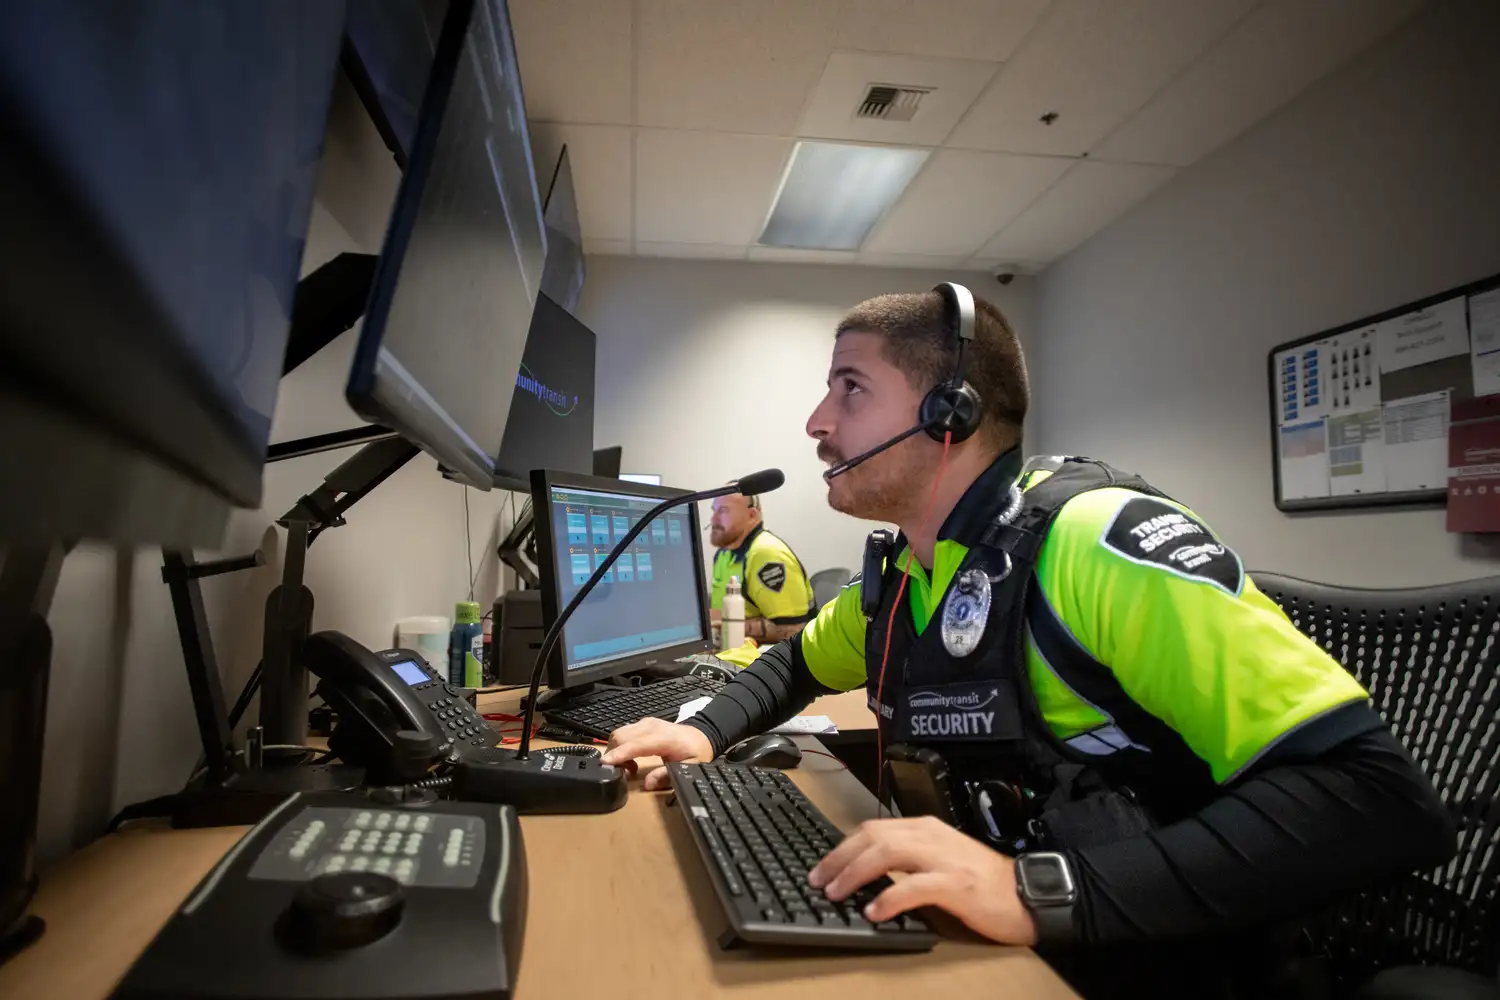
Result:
[855, 84, 930, 122]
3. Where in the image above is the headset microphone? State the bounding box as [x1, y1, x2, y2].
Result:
[822, 282, 983, 482]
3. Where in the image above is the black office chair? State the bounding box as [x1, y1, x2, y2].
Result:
[1254, 572, 1500, 999]
[809, 567, 853, 612]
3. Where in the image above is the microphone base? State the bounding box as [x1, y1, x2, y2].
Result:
[452, 747, 628, 814]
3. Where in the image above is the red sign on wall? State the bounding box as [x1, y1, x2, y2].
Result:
[1448, 395, 1500, 533]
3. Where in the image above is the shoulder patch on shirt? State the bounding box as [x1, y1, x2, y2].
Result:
[757, 562, 787, 592]
[1100, 496, 1243, 595]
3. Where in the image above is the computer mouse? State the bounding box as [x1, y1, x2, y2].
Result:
[723, 734, 802, 769]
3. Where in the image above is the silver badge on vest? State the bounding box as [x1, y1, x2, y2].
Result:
[941, 567, 993, 658]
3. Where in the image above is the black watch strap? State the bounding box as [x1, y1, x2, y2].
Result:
[1026, 898, 1077, 944]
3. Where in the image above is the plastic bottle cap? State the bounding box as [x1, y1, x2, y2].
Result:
[454, 601, 482, 624]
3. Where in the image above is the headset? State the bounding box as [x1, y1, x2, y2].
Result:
[823, 282, 983, 480]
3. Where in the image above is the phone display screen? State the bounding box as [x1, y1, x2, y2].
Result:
[390, 660, 430, 686]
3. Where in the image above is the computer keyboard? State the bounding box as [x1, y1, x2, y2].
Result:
[667, 761, 938, 951]
[543, 674, 726, 739]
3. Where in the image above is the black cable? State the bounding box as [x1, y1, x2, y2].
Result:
[227, 660, 263, 729]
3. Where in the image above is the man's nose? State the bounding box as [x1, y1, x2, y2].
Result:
[806, 395, 834, 440]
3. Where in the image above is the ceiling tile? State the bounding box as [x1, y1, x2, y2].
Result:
[796, 52, 999, 146]
[978, 160, 1176, 263]
[947, 0, 1257, 156]
[863, 149, 1073, 256]
[636, 130, 793, 244]
[510, 0, 633, 125]
[583, 238, 632, 255]
[636, 242, 750, 260]
[835, 0, 1052, 62]
[748, 247, 859, 264]
[527, 123, 633, 242]
[1095, 0, 1423, 167]
[966, 257, 1043, 276]
[637, 0, 841, 134]
[857, 251, 972, 269]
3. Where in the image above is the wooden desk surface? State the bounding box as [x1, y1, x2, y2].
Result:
[0, 712, 1072, 999]
[475, 686, 878, 734]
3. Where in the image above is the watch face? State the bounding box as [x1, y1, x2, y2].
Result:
[1021, 854, 1075, 903]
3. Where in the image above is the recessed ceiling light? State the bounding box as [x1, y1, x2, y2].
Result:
[758, 141, 928, 252]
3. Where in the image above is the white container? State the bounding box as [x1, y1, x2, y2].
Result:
[721, 576, 745, 650]
[396, 615, 451, 672]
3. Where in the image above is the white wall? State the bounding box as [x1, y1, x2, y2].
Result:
[35, 74, 517, 863]
[575, 256, 1034, 578]
[1030, 0, 1500, 586]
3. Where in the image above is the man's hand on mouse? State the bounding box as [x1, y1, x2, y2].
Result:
[808, 816, 1038, 946]
[601, 718, 713, 791]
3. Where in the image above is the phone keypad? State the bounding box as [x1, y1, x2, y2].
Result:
[424, 694, 495, 748]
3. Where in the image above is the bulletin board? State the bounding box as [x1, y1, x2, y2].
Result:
[1269, 272, 1500, 512]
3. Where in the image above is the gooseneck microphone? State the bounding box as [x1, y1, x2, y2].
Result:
[516, 468, 784, 758]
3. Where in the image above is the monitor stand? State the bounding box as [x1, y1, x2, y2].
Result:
[0, 541, 66, 967]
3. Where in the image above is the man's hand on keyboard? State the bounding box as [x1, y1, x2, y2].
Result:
[807, 816, 1038, 946]
[601, 718, 714, 791]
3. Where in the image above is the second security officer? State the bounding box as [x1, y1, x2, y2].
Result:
[603, 284, 1454, 998]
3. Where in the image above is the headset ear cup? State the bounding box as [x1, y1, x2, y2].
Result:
[919, 382, 983, 443]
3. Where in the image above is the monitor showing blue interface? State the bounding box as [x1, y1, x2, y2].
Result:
[544, 484, 707, 675]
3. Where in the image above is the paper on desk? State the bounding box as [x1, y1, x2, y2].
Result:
[769, 716, 837, 736]
[673, 696, 837, 736]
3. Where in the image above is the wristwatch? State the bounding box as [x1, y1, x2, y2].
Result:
[1015, 852, 1077, 944]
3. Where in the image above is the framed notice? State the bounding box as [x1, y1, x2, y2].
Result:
[1269, 272, 1500, 513]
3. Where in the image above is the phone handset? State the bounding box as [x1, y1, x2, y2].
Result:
[303, 630, 451, 784]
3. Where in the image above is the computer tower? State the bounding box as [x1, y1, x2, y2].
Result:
[491, 591, 543, 685]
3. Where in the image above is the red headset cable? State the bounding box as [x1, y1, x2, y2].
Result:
[874, 430, 954, 817]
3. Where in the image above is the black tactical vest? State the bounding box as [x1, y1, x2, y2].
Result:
[863, 457, 1221, 850]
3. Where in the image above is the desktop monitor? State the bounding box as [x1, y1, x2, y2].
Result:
[346, 0, 547, 489]
[491, 294, 596, 490]
[0, 1, 346, 546]
[538, 145, 586, 313]
[592, 446, 623, 478]
[530, 470, 713, 691]
[341, 0, 445, 169]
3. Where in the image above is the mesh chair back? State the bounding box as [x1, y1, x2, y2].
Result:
[1253, 571, 1500, 981]
[808, 568, 853, 612]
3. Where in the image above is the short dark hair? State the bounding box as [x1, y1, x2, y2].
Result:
[835, 290, 1028, 446]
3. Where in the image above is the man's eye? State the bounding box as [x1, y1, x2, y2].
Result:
[843, 378, 863, 395]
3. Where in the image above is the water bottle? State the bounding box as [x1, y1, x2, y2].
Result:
[721, 576, 745, 650]
[449, 601, 484, 687]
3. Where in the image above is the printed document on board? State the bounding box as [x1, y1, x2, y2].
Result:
[1382, 390, 1451, 492]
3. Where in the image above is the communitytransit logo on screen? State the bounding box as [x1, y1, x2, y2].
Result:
[516, 363, 578, 416]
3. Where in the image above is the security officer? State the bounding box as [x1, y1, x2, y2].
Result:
[708, 491, 815, 644]
[604, 286, 1452, 998]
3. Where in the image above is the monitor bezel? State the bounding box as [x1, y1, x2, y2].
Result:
[529, 468, 713, 691]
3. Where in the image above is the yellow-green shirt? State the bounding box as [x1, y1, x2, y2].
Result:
[711, 525, 815, 625]
[796, 467, 1368, 783]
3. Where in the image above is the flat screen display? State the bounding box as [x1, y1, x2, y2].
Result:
[346, 0, 547, 488]
[544, 485, 706, 673]
[491, 294, 596, 489]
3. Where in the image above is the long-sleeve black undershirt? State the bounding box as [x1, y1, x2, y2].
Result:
[684, 638, 833, 756]
[683, 637, 1456, 949]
